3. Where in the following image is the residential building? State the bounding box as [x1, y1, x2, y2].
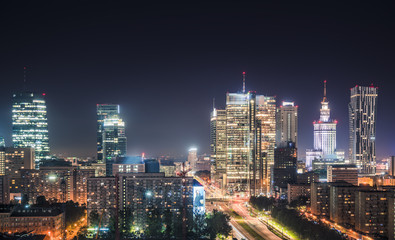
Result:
[327, 164, 358, 185]
[0, 206, 65, 239]
[112, 156, 145, 176]
[389, 156, 395, 177]
[355, 190, 393, 238]
[119, 173, 194, 227]
[0, 175, 10, 204]
[276, 101, 298, 148]
[287, 183, 310, 204]
[330, 185, 362, 227]
[310, 182, 330, 217]
[160, 162, 176, 177]
[4, 147, 35, 193]
[87, 177, 117, 226]
[12, 92, 49, 168]
[349, 85, 378, 174]
[87, 173, 197, 228]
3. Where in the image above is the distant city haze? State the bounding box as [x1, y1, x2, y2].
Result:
[0, 2, 394, 159]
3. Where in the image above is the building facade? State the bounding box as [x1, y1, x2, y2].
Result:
[0, 206, 65, 239]
[96, 104, 121, 163]
[306, 81, 344, 170]
[12, 92, 50, 168]
[273, 142, 297, 190]
[275, 101, 298, 148]
[327, 164, 358, 185]
[349, 85, 378, 174]
[355, 190, 392, 238]
[4, 147, 35, 193]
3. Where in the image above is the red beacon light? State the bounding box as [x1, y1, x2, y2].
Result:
[42, 93, 46, 96]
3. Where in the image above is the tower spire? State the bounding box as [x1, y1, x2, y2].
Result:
[242, 72, 246, 93]
[213, 98, 215, 110]
[323, 80, 327, 102]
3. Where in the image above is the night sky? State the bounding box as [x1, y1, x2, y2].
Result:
[0, 2, 394, 159]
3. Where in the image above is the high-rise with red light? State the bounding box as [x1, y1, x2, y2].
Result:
[349, 85, 378, 174]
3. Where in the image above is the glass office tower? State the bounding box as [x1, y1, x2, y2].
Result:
[97, 104, 120, 163]
[12, 92, 50, 168]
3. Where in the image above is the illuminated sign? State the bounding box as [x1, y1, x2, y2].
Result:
[193, 185, 205, 215]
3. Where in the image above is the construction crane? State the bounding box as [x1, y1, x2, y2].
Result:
[176, 162, 191, 240]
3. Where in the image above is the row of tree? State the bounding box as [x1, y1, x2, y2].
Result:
[87, 208, 232, 240]
[250, 196, 345, 240]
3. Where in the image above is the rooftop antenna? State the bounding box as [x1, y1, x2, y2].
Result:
[23, 66, 27, 90]
[323, 80, 327, 102]
[242, 72, 246, 93]
[213, 98, 215, 110]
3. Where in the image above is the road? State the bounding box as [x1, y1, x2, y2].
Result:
[200, 177, 281, 240]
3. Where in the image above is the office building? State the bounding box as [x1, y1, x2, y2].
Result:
[349, 85, 378, 174]
[327, 164, 358, 185]
[0, 175, 10, 204]
[96, 104, 121, 163]
[355, 190, 392, 238]
[102, 117, 126, 161]
[276, 101, 298, 148]
[12, 92, 49, 168]
[210, 108, 226, 188]
[211, 82, 275, 196]
[273, 142, 297, 189]
[306, 81, 344, 170]
[0, 206, 65, 239]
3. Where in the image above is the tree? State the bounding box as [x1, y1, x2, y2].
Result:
[88, 210, 100, 227]
[206, 210, 232, 240]
[36, 195, 49, 206]
[64, 201, 85, 227]
[145, 208, 163, 239]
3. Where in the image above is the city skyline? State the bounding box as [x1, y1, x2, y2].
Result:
[0, 2, 394, 159]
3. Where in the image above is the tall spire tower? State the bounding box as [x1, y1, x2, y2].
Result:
[242, 72, 246, 93]
[320, 80, 330, 122]
[305, 80, 344, 170]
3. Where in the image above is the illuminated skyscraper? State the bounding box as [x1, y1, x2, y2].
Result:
[349, 85, 378, 174]
[102, 116, 127, 160]
[96, 104, 120, 163]
[12, 92, 49, 168]
[210, 108, 226, 187]
[276, 101, 298, 148]
[306, 81, 344, 170]
[211, 73, 276, 196]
